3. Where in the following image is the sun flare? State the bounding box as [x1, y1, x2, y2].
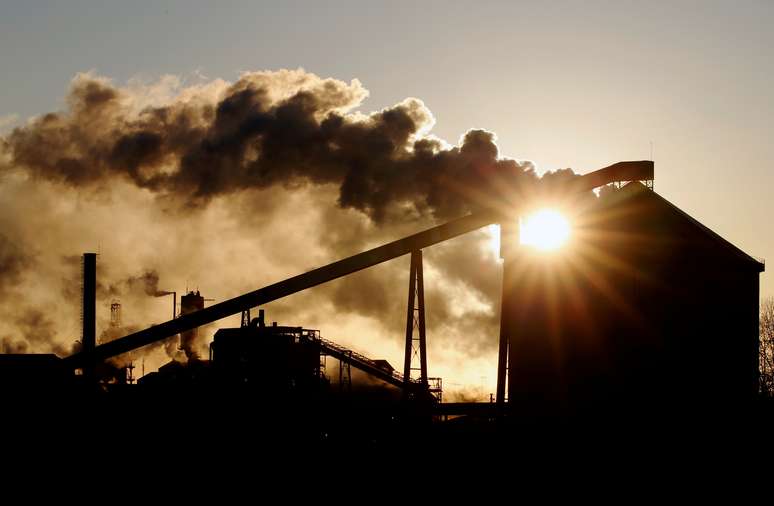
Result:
[519, 209, 571, 251]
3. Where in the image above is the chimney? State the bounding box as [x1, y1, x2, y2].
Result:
[82, 253, 97, 385]
[258, 309, 265, 328]
[179, 290, 205, 360]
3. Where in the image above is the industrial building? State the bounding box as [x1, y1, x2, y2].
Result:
[502, 181, 764, 420]
[0, 160, 767, 440]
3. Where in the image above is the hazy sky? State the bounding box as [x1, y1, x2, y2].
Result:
[1, 1, 773, 391]
[2, 1, 772, 281]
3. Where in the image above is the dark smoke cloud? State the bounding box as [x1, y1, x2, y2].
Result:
[1, 308, 77, 356]
[0, 233, 29, 297]
[1, 70, 539, 223]
[107, 270, 172, 298]
[0, 236, 68, 355]
[1, 336, 28, 354]
[0, 69, 589, 395]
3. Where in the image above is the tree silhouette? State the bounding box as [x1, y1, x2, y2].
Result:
[760, 297, 774, 397]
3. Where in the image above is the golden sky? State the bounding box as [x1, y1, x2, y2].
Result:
[1, 1, 772, 398]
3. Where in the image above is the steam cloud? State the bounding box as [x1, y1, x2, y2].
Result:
[2, 69, 541, 222]
[0, 68, 581, 395]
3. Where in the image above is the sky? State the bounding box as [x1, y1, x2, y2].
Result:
[1, 0, 773, 396]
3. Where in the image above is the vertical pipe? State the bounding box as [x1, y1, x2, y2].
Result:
[82, 253, 97, 386]
[172, 291, 177, 319]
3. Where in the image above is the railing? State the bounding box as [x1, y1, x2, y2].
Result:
[288, 328, 427, 389]
[317, 336, 419, 387]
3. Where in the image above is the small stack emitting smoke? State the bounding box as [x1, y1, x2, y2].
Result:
[178, 291, 204, 360]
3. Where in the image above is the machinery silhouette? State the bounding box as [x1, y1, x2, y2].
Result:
[3, 159, 766, 443]
[64, 163, 653, 387]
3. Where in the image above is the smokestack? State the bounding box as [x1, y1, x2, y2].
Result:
[82, 253, 97, 385]
[258, 309, 265, 328]
[179, 290, 205, 360]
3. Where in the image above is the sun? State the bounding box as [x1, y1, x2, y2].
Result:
[519, 209, 571, 251]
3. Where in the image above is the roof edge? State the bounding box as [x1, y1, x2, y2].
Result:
[612, 182, 765, 273]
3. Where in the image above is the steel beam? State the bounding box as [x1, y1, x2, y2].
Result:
[563, 160, 653, 193]
[403, 251, 418, 386]
[63, 210, 499, 368]
[403, 250, 428, 388]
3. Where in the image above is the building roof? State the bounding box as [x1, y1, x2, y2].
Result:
[602, 182, 764, 273]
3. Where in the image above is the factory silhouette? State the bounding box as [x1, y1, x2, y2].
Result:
[0, 161, 767, 443]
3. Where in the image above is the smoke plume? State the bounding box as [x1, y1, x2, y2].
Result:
[105, 270, 172, 298]
[0, 68, 582, 394]
[2, 69, 540, 222]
